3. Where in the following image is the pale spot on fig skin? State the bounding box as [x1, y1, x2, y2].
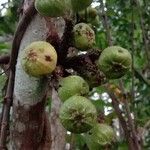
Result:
[27, 49, 37, 61]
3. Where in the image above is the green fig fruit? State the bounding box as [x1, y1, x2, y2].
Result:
[98, 46, 132, 79]
[73, 23, 95, 50]
[59, 95, 97, 133]
[21, 41, 57, 77]
[58, 75, 89, 102]
[78, 7, 99, 23]
[88, 15, 100, 27]
[35, 0, 69, 17]
[87, 7, 98, 18]
[86, 123, 115, 145]
[71, 0, 93, 12]
[84, 133, 101, 150]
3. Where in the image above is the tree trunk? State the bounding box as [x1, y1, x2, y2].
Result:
[10, 13, 51, 149]
[9, 1, 66, 149]
[50, 88, 66, 150]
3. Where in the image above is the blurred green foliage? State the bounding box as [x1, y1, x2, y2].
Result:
[0, 0, 19, 107]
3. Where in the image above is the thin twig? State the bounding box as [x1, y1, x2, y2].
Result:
[99, 0, 112, 46]
[116, 2, 142, 149]
[0, 67, 9, 76]
[99, 0, 141, 149]
[0, 79, 8, 135]
[134, 68, 150, 86]
[130, 1, 139, 138]
[0, 2, 37, 148]
[119, 81, 141, 150]
[134, 0, 150, 65]
[131, 0, 135, 105]
[106, 89, 135, 150]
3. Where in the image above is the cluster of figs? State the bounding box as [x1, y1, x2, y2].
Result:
[21, 0, 132, 146]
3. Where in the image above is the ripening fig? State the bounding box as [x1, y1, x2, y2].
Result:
[71, 0, 93, 12]
[35, 0, 69, 17]
[21, 41, 57, 77]
[78, 7, 98, 19]
[59, 95, 97, 133]
[78, 7, 99, 24]
[86, 123, 115, 145]
[87, 7, 98, 18]
[88, 15, 100, 27]
[78, 7, 100, 28]
[58, 75, 89, 102]
[98, 46, 132, 79]
[73, 23, 95, 50]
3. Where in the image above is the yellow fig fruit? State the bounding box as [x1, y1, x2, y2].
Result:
[21, 41, 57, 77]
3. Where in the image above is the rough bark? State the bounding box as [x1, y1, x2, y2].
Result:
[50, 88, 66, 150]
[9, 14, 51, 149]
